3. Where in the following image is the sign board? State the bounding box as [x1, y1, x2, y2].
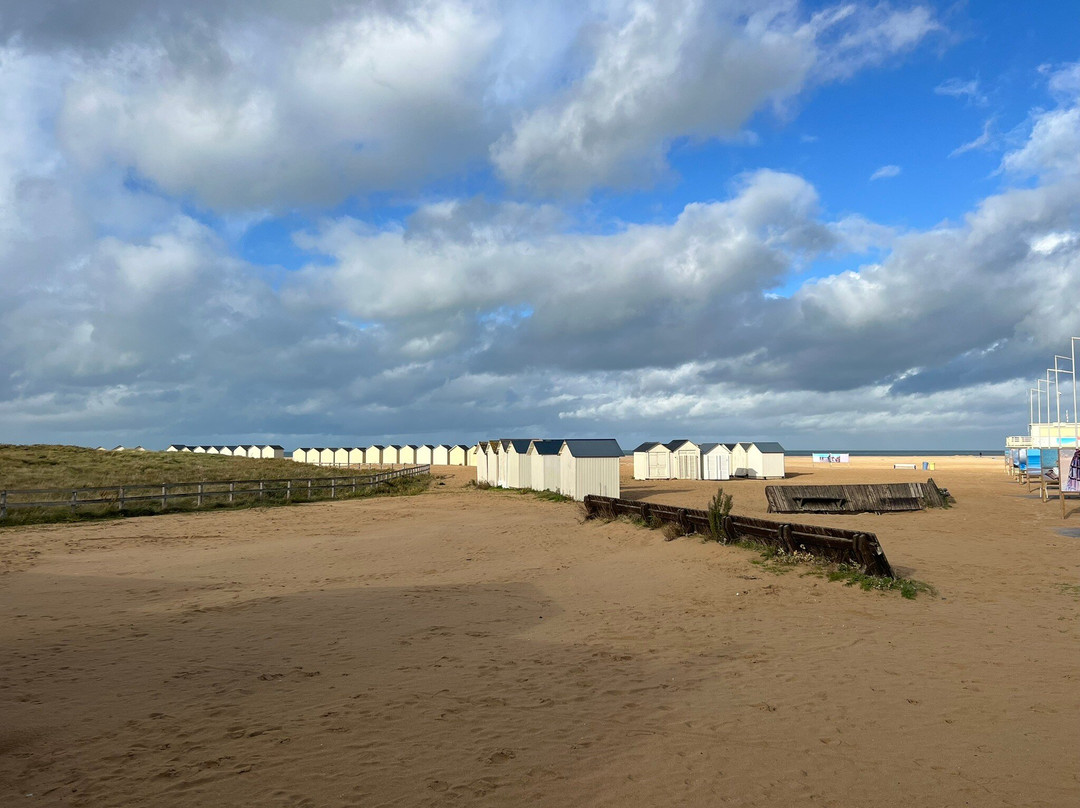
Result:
[812, 453, 850, 463]
[1062, 449, 1080, 494]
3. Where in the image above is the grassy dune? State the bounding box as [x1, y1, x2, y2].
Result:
[0, 445, 430, 526]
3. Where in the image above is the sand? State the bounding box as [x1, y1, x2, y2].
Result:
[1, 458, 1078, 807]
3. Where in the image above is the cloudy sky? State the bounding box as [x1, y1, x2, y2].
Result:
[2, 0, 1078, 451]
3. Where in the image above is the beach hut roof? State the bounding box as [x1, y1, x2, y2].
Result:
[754, 441, 786, 453]
[738, 442, 754, 450]
[456, 444, 471, 450]
[723, 443, 738, 450]
[266, 444, 284, 450]
[508, 439, 532, 453]
[699, 442, 720, 453]
[633, 441, 662, 452]
[423, 444, 436, 450]
[370, 445, 385, 450]
[664, 439, 696, 451]
[529, 439, 563, 455]
[562, 439, 623, 458]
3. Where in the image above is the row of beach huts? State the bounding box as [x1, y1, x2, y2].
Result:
[475, 439, 623, 501]
[165, 444, 477, 466]
[633, 441, 785, 480]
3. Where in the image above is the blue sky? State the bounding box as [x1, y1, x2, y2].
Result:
[1, 1, 1079, 450]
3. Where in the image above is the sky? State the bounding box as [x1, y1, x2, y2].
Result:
[2, 0, 1079, 451]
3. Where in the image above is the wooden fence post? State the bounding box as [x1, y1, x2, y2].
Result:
[259, 480, 264, 501]
[161, 485, 167, 509]
[229, 481, 235, 503]
[71, 489, 77, 513]
[722, 515, 735, 545]
[286, 479, 292, 501]
[119, 486, 125, 511]
[0, 490, 6, 519]
[307, 479, 312, 500]
[331, 478, 336, 499]
[197, 483, 203, 508]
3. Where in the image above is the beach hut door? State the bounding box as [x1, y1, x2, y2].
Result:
[649, 452, 667, 478]
[678, 451, 697, 480]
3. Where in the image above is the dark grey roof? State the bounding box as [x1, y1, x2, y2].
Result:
[370, 445, 385, 450]
[753, 441, 786, 453]
[268, 445, 284, 450]
[529, 439, 563, 455]
[723, 443, 737, 450]
[664, 440, 696, 451]
[406, 444, 419, 449]
[509, 439, 533, 453]
[562, 439, 623, 458]
[633, 441, 662, 452]
[698, 442, 719, 453]
[423, 444, 436, 449]
[738, 442, 753, 449]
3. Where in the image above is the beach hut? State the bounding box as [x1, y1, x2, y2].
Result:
[192, 446, 206, 454]
[732, 443, 752, 477]
[527, 440, 563, 492]
[205, 446, 220, 455]
[365, 446, 384, 465]
[504, 439, 533, 489]
[256, 445, 285, 459]
[433, 445, 451, 465]
[293, 448, 311, 463]
[632, 442, 673, 480]
[449, 445, 468, 466]
[132, 446, 147, 452]
[467, 445, 479, 466]
[180, 446, 192, 452]
[475, 443, 490, 484]
[310, 448, 327, 465]
[747, 442, 786, 479]
[383, 445, 401, 465]
[348, 447, 365, 465]
[700, 443, 732, 481]
[416, 445, 434, 465]
[167, 444, 186, 453]
[399, 445, 417, 465]
[331, 447, 348, 466]
[558, 439, 622, 500]
[665, 440, 701, 480]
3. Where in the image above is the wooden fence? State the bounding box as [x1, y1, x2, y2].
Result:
[0, 465, 431, 520]
[583, 494, 894, 578]
[764, 478, 950, 514]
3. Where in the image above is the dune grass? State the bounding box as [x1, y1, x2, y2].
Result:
[0, 444, 430, 526]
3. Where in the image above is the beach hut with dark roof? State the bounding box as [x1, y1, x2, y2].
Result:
[450, 445, 468, 466]
[365, 446, 384, 465]
[732, 443, 753, 477]
[347, 447, 364, 465]
[382, 445, 400, 466]
[331, 447, 348, 466]
[167, 444, 186, 453]
[474, 442, 490, 484]
[293, 448, 311, 463]
[633, 441, 673, 480]
[503, 439, 534, 489]
[433, 445, 451, 465]
[527, 440, 563, 492]
[700, 443, 732, 481]
[255, 445, 285, 459]
[665, 440, 701, 480]
[747, 442, 786, 479]
[416, 445, 434, 465]
[398, 445, 416, 465]
[558, 439, 622, 500]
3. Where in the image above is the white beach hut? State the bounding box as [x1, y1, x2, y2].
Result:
[747, 442, 786, 479]
[383, 445, 401, 466]
[504, 439, 533, 489]
[433, 445, 451, 465]
[416, 445, 434, 465]
[330, 447, 347, 466]
[256, 445, 285, 459]
[527, 440, 563, 492]
[346, 447, 362, 465]
[365, 446, 384, 465]
[700, 443, 732, 481]
[467, 445, 479, 466]
[475, 443, 489, 484]
[632, 442, 673, 480]
[293, 448, 310, 463]
[450, 445, 468, 466]
[398, 445, 416, 465]
[192, 446, 207, 454]
[665, 440, 701, 480]
[732, 443, 752, 477]
[167, 444, 185, 453]
[558, 439, 622, 500]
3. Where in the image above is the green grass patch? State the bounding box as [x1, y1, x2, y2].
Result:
[465, 480, 573, 502]
[0, 444, 431, 527]
[1057, 582, 1080, 598]
[733, 538, 933, 599]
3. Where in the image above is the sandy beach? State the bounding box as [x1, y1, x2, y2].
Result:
[2, 457, 1078, 807]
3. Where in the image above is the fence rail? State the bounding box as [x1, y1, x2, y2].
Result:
[0, 465, 431, 520]
[583, 494, 894, 578]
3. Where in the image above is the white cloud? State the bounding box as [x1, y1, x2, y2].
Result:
[934, 77, 986, 105]
[869, 164, 901, 180]
[492, 1, 939, 194]
[950, 117, 994, 157]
